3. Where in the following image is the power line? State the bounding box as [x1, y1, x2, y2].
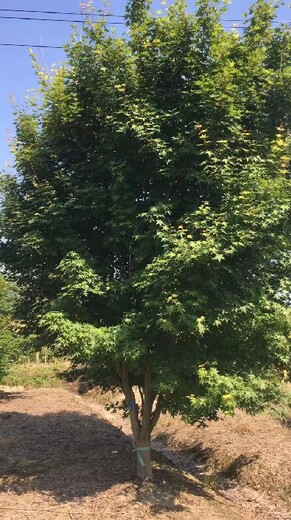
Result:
[0, 15, 125, 25]
[223, 18, 291, 23]
[0, 43, 63, 49]
[1, 16, 289, 28]
[0, 17, 289, 49]
[0, 9, 289, 25]
[0, 8, 124, 18]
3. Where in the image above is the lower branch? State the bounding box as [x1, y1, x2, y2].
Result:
[121, 363, 141, 439]
[150, 394, 164, 432]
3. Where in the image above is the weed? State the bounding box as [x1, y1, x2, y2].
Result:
[2, 361, 69, 389]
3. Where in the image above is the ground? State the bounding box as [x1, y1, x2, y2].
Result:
[0, 363, 290, 520]
[0, 387, 266, 520]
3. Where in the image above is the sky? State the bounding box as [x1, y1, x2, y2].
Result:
[1, 0, 290, 171]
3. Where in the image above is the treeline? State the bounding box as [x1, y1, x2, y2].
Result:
[0, 274, 24, 379]
[0, 275, 58, 379]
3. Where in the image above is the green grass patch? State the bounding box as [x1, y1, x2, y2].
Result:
[2, 361, 70, 389]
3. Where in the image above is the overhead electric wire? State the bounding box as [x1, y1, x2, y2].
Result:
[0, 43, 63, 49]
[0, 8, 289, 24]
[1, 16, 289, 28]
[0, 15, 125, 25]
[0, 8, 124, 18]
[0, 8, 289, 49]
[222, 18, 290, 23]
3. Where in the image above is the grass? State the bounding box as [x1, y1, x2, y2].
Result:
[1, 361, 70, 389]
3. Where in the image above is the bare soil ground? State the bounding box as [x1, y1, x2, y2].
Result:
[154, 410, 291, 515]
[84, 389, 291, 520]
[0, 387, 259, 520]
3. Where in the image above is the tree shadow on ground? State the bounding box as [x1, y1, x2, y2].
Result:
[185, 441, 259, 484]
[216, 453, 259, 482]
[138, 461, 212, 515]
[154, 434, 260, 497]
[0, 407, 214, 515]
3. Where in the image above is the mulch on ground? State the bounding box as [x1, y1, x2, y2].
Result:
[0, 388, 251, 520]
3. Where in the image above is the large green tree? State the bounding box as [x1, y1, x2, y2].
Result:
[1, 0, 290, 478]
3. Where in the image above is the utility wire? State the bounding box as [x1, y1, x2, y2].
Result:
[0, 8, 124, 18]
[0, 15, 124, 25]
[0, 43, 63, 49]
[1, 16, 289, 27]
[0, 12, 289, 48]
[0, 9, 290, 24]
[222, 18, 290, 23]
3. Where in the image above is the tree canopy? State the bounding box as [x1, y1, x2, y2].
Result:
[1, 0, 290, 478]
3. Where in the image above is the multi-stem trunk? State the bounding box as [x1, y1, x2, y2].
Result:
[119, 363, 163, 481]
[135, 437, 152, 480]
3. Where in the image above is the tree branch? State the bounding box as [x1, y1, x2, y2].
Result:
[150, 395, 164, 432]
[137, 384, 145, 411]
[121, 363, 141, 438]
[140, 366, 153, 440]
[115, 362, 122, 379]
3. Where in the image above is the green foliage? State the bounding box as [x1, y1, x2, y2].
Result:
[125, 0, 151, 25]
[0, 0, 290, 424]
[0, 275, 25, 380]
[2, 360, 68, 388]
[186, 366, 288, 424]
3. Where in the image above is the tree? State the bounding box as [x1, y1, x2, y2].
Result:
[1, 0, 290, 479]
[0, 274, 23, 380]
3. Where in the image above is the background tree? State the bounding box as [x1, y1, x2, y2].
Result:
[0, 0, 290, 479]
[0, 274, 23, 380]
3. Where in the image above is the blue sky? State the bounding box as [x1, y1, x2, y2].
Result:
[1, 0, 290, 170]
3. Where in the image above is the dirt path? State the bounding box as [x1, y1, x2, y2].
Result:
[0, 388, 257, 520]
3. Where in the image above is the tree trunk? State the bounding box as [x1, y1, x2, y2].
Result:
[135, 439, 152, 480]
[119, 363, 163, 481]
